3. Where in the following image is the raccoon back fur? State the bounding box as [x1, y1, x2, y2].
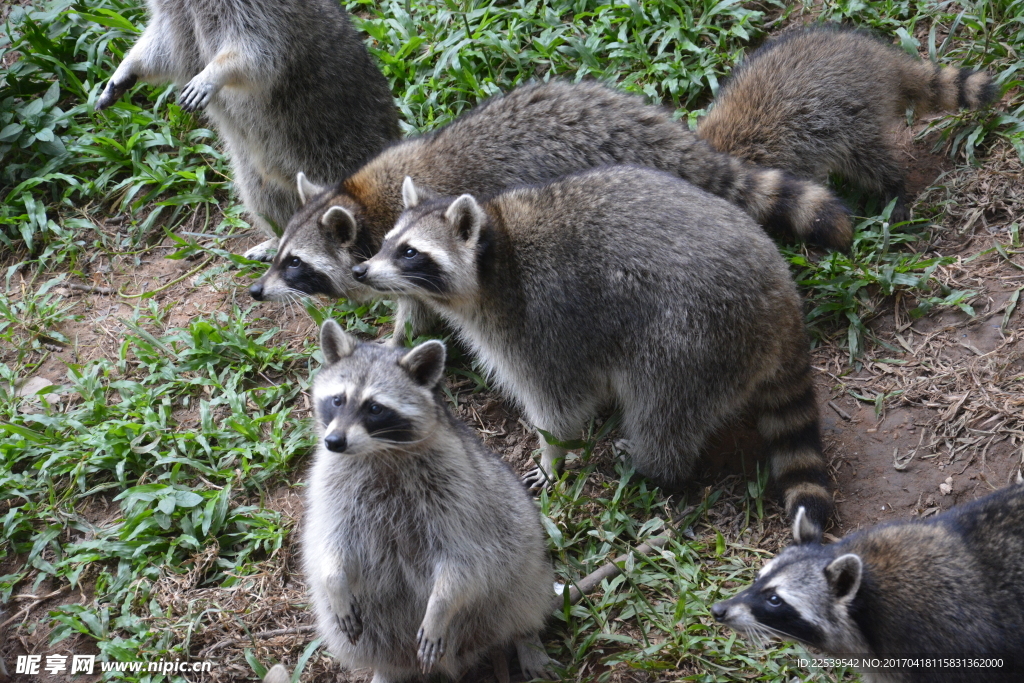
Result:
[698, 24, 996, 224]
[356, 166, 835, 535]
[250, 80, 853, 342]
[712, 484, 1024, 683]
[95, 0, 400, 260]
[302, 321, 555, 682]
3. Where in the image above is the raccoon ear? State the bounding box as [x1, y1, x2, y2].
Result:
[399, 340, 447, 387]
[321, 206, 357, 247]
[296, 172, 326, 205]
[320, 319, 358, 365]
[825, 553, 862, 602]
[792, 506, 822, 545]
[401, 176, 440, 209]
[445, 194, 485, 244]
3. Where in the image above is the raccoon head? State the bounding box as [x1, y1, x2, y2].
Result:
[354, 177, 486, 304]
[312, 319, 447, 456]
[710, 507, 868, 654]
[249, 173, 374, 303]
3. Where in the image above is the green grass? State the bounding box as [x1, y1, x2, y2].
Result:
[1, 0, 1022, 680]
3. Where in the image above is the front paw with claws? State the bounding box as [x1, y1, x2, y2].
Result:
[416, 627, 446, 674]
[332, 599, 362, 645]
[522, 465, 552, 493]
[179, 77, 217, 111]
[96, 74, 138, 110]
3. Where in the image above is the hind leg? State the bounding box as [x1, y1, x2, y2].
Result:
[842, 138, 910, 224]
[515, 634, 556, 680]
[522, 429, 569, 491]
[229, 148, 299, 261]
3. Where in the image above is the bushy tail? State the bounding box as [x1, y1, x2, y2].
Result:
[755, 368, 834, 539]
[906, 63, 997, 114]
[696, 143, 853, 251]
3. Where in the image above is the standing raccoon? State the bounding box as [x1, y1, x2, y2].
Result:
[356, 166, 835, 535]
[95, 0, 400, 260]
[698, 25, 996, 223]
[250, 80, 854, 342]
[303, 320, 555, 682]
[712, 484, 1024, 683]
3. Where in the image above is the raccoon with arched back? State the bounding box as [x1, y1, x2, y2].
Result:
[712, 482, 1024, 683]
[354, 165, 835, 537]
[302, 321, 556, 682]
[250, 80, 854, 344]
[699, 24, 996, 224]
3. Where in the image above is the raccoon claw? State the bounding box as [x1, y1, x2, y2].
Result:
[416, 628, 445, 674]
[96, 74, 137, 110]
[522, 466, 552, 493]
[179, 78, 216, 111]
[334, 601, 363, 645]
[242, 238, 279, 262]
[516, 637, 557, 680]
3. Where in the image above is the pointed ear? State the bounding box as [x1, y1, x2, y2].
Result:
[402, 176, 420, 209]
[399, 340, 446, 387]
[444, 194, 485, 243]
[321, 206, 357, 247]
[792, 506, 822, 545]
[320, 319, 358, 365]
[825, 553, 862, 602]
[297, 172, 326, 205]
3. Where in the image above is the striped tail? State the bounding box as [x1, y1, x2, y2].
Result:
[756, 370, 834, 540]
[908, 63, 997, 114]
[700, 144, 853, 251]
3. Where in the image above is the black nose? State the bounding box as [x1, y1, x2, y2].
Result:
[324, 433, 347, 453]
[249, 281, 265, 300]
[352, 263, 368, 280]
[710, 602, 728, 621]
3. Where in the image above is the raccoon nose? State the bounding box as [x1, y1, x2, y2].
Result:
[352, 263, 368, 280]
[324, 433, 347, 453]
[710, 602, 728, 621]
[249, 281, 265, 300]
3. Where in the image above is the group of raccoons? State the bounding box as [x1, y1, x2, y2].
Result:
[92, 1, 1024, 682]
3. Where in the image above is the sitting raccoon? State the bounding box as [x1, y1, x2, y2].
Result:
[698, 24, 996, 223]
[95, 0, 400, 260]
[302, 320, 555, 682]
[249, 79, 854, 344]
[712, 483, 1024, 683]
[355, 166, 834, 535]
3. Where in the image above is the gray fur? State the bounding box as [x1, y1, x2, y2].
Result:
[252, 80, 853, 343]
[357, 166, 834, 533]
[302, 321, 555, 682]
[713, 484, 1024, 683]
[699, 24, 997, 224]
[95, 0, 399, 259]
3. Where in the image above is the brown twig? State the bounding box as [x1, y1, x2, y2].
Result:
[67, 283, 113, 295]
[827, 400, 852, 421]
[200, 624, 316, 657]
[556, 534, 672, 608]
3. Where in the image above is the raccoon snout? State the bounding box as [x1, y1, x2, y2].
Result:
[325, 432, 348, 453]
[710, 601, 729, 621]
[249, 280, 266, 300]
[352, 263, 369, 281]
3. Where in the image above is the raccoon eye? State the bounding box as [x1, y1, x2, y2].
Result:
[401, 247, 418, 259]
[368, 403, 383, 415]
[287, 256, 302, 268]
[766, 593, 782, 607]
[332, 395, 344, 407]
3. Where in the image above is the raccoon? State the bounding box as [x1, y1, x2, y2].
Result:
[698, 24, 997, 224]
[250, 80, 853, 343]
[95, 0, 400, 260]
[355, 166, 834, 534]
[302, 320, 555, 682]
[712, 484, 1024, 683]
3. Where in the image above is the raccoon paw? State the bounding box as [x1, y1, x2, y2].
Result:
[416, 627, 446, 674]
[522, 466, 553, 493]
[516, 636, 557, 681]
[242, 238, 279, 262]
[96, 74, 138, 110]
[331, 598, 362, 645]
[179, 77, 217, 111]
